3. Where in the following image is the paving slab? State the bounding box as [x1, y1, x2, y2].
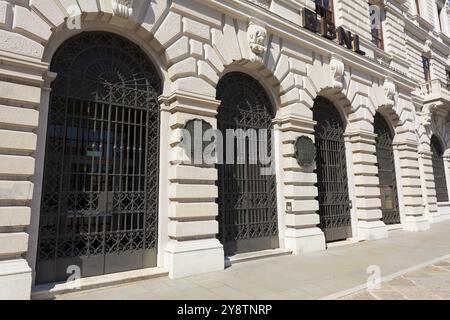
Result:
[56, 220, 450, 300]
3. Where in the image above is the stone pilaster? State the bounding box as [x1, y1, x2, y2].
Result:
[346, 130, 388, 241]
[0, 51, 48, 299]
[438, 152, 450, 217]
[440, 4, 450, 37]
[277, 108, 325, 255]
[418, 150, 440, 222]
[159, 91, 224, 279]
[394, 140, 430, 231]
[28, 71, 56, 285]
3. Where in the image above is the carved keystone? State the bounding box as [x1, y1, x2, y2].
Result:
[248, 21, 267, 64]
[383, 77, 396, 108]
[112, 0, 133, 18]
[330, 55, 344, 90]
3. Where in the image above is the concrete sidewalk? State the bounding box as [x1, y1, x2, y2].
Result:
[339, 259, 450, 300]
[56, 220, 450, 300]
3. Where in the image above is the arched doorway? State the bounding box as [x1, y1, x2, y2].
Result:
[216, 72, 278, 256]
[431, 135, 449, 203]
[36, 32, 161, 284]
[374, 112, 401, 225]
[313, 97, 352, 242]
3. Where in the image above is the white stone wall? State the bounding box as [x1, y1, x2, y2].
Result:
[334, 0, 372, 41]
[406, 30, 427, 82]
[384, 4, 407, 59]
[0, 0, 447, 299]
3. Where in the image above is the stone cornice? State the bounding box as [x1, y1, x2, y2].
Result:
[0, 50, 49, 86]
[439, 32, 450, 47]
[345, 130, 378, 143]
[384, 0, 409, 11]
[404, 38, 448, 66]
[42, 71, 57, 91]
[402, 16, 450, 55]
[274, 115, 316, 134]
[384, 0, 408, 19]
[383, 0, 450, 55]
[246, 0, 271, 9]
[392, 139, 420, 148]
[0, 50, 48, 72]
[159, 90, 220, 117]
[417, 150, 433, 157]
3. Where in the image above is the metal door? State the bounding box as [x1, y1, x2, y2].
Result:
[431, 136, 449, 203]
[36, 32, 161, 284]
[374, 113, 401, 225]
[216, 72, 279, 256]
[313, 97, 352, 242]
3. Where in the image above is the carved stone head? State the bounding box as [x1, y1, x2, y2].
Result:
[248, 22, 267, 62]
[383, 77, 396, 107]
[330, 55, 344, 90]
[423, 39, 432, 56]
[421, 104, 436, 129]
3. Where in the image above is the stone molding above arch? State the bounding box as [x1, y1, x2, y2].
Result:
[1, 1, 204, 94]
[300, 55, 351, 114]
[1, 0, 426, 130]
[366, 77, 422, 144]
[417, 107, 450, 153]
[5, 1, 169, 63]
[420, 103, 438, 130]
[372, 79, 403, 134]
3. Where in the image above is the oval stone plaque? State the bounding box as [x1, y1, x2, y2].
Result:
[295, 136, 316, 167]
[183, 119, 213, 160]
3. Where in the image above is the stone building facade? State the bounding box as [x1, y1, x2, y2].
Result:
[0, 0, 449, 300]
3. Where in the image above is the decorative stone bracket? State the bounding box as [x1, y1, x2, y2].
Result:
[423, 39, 432, 57]
[330, 55, 344, 90]
[248, 21, 268, 64]
[112, 0, 133, 18]
[383, 77, 396, 108]
[420, 103, 437, 129]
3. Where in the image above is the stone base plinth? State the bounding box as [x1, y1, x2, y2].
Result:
[0, 259, 31, 300]
[357, 220, 388, 241]
[403, 216, 431, 232]
[426, 212, 443, 223]
[164, 239, 224, 279]
[284, 227, 326, 255]
[437, 202, 450, 217]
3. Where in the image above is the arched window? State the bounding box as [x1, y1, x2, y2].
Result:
[369, 2, 384, 49]
[313, 96, 352, 242]
[37, 32, 161, 284]
[216, 72, 278, 256]
[431, 135, 449, 203]
[374, 113, 400, 225]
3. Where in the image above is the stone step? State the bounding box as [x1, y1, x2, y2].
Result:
[32, 267, 168, 300]
[225, 248, 292, 267]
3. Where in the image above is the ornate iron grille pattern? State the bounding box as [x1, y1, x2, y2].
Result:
[216, 72, 279, 255]
[37, 32, 161, 284]
[313, 97, 352, 242]
[431, 136, 449, 203]
[374, 113, 401, 225]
